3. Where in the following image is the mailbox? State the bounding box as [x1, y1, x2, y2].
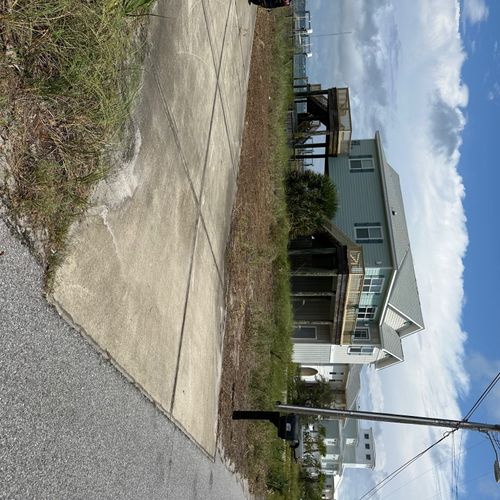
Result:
[232, 410, 300, 448]
[278, 414, 300, 447]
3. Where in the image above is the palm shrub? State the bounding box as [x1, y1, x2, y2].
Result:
[285, 170, 338, 237]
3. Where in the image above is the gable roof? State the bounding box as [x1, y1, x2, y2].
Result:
[380, 323, 404, 361]
[345, 365, 362, 410]
[375, 131, 425, 332]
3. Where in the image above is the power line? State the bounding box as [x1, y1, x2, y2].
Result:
[379, 438, 486, 500]
[422, 470, 491, 500]
[358, 372, 500, 500]
[463, 371, 500, 421]
[485, 432, 499, 462]
[358, 431, 455, 500]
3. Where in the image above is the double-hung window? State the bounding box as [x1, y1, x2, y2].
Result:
[348, 346, 375, 355]
[349, 157, 374, 172]
[362, 277, 384, 294]
[353, 327, 370, 340]
[355, 223, 383, 243]
[358, 306, 376, 320]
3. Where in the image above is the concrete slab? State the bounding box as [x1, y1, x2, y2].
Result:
[171, 223, 224, 456]
[52, 75, 198, 407]
[218, 7, 249, 174]
[51, 0, 256, 456]
[200, 93, 237, 277]
[148, 0, 218, 198]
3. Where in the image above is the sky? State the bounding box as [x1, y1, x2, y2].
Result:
[305, 0, 500, 499]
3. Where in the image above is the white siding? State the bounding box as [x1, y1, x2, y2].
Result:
[293, 344, 331, 364]
[330, 345, 379, 364]
[384, 306, 407, 332]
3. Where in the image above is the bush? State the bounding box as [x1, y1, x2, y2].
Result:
[285, 170, 338, 237]
[292, 376, 335, 408]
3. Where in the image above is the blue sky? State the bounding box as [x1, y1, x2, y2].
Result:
[305, 0, 500, 498]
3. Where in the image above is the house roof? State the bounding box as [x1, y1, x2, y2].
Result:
[380, 323, 404, 361]
[388, 250, 425, 330]
[345, 365, 362, 410]
[375, 131, 425, 332]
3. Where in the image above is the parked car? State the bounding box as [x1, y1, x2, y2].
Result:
[249, 0, 291, 8]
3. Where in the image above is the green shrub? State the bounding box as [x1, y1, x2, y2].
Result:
[285, 170, 338, 237]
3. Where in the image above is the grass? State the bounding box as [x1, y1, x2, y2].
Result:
[0, 0, 150, 283]
[240, 9, 301, 499]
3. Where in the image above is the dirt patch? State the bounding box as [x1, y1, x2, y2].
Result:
[217, 9, 282, 494]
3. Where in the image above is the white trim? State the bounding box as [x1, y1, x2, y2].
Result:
[357, 306, 377, 320]
[362, 276, 385, 294]
[378, 269, 397, 327]
[353, 327, 370, 340]
[387, 303, 424, 332]
[348, 346, 375, 355]
[374, 131, 398, 266]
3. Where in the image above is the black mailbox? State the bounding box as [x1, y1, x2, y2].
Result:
[232, 410, 300, 448]
[278, 414, 300, 447]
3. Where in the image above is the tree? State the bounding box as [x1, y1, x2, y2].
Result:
[285, 169, 338, 237]
[292, 376, 336, 408]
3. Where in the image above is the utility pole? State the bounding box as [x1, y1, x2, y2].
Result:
[275, 403, 500, 434]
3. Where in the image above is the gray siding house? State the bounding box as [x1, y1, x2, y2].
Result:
[292, 131, 424, 369]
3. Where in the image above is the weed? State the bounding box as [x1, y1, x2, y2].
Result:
[0, 0, 148, 280]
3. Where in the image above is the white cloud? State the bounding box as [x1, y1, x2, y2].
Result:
[308, 1, 470, 498]
[462, 0, 489, 25]
[486, 82, 500, 101]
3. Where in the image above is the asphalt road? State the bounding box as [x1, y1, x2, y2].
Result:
[0, 219, 250, 499]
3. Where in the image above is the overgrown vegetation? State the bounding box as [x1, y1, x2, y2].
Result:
[0, 0, 149, 279]
[286, 169, 338, 237]
[241, 9, 296, 497]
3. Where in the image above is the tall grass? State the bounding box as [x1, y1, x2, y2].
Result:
[243, 9, 300, 499]
[0, 0, 149, 279]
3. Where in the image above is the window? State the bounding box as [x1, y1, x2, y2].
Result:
[353, 328, 370, 340]
[364, 433, 369, 439]
[355, 223, 383, 243]
[325, 438, 338, 446]
[349, 157, 374, 172]
[348, 346, 375, 356]
[293, 326, 317, 339]
[366, 454, 372, 460]
[351, 140, 361, 146]
[362, 277, 384, 294]
[358, 307, 377, 320]
[365, 443, 370, 450]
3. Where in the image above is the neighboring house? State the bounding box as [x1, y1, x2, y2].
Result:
[299, 363, 362, 410]
[291, 130, 424, 369]
[300, 417, 375, 497]
[327, 131, 424, 368]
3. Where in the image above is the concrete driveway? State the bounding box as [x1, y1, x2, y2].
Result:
[51, 0, 256, 457]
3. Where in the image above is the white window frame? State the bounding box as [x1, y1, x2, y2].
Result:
[348, 346, 375, 356]
[349, 157, 374, 172]
[357, 306, 377, 321]
[355, 225, 383, 242]
[353, 327, 370, 340]
[293, 325, 317, 339]
[362, 277, 385, 294]
[325, 438, 338, 446]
